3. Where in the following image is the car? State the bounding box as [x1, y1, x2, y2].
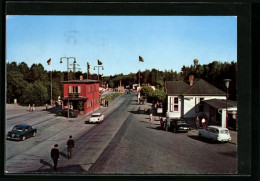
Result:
[169, 119, 191, 133]
[198, 125, 231, 142]
[56, 109, 78, 118]
[89, 113, 104, 123]
[6, 124, 37, 141]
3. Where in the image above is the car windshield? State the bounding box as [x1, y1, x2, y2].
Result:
[220, 130, 229, 134]
[92, 115, 100, 117]
[12, 126, 24, 132]
[177, 120, 186, 125]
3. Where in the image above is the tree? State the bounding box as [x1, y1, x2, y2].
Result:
[193, 59, 199, 69]
[18, 62, 30, 81]
[20, 81, 48, 106]
[7, 71, 28, 103]
[28, 63, 47, 82]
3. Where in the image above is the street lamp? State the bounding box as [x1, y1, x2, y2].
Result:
[94, 65, 104, 81]
[224, 79, 231, 128]
[60, 57, 76, 118]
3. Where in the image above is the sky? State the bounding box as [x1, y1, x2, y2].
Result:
[6, 15, 237, 76]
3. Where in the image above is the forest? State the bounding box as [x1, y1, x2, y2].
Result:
[6, 59, 237, 106]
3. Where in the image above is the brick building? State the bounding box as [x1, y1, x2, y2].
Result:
[61, 78, 100, 114]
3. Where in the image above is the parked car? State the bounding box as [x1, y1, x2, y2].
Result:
[6, 124, 37, 141]
[56, 109, 78, 118]
[170, 119, 191, 133]
[160, 118, 190, 132]
[198, 125, 231, 142]
[89, 113, 104, 123]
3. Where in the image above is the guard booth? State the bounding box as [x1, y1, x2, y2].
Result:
[61, 78, 100, 114]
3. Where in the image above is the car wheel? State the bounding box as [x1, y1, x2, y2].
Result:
[21, 136, 26, 141]
[33, 132, 36, 137]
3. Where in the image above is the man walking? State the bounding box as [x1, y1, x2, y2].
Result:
[67, 135, 74, 159]
[51, 144, 60, 171]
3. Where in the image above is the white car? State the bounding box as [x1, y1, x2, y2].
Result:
[89, 113, 104, 123]
[198, 126, 231, 142]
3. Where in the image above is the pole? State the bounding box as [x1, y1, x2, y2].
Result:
[50, 65, 52, 106]
[87, 62, 89, 80]
[67, 58, 70, 119]
[226, 88, 228, 128]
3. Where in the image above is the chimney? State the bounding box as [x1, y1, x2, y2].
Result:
[189, 75, 194, 86]
[80, 75, 83, 80]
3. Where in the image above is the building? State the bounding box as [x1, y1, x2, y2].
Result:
[61, 78, 100, 114]
[165, 75, 228, 127]
[203, 99, 237, 130]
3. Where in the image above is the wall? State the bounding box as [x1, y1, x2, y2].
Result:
[63, 82, 100, 114]
[167, 96, 182, 118]
[183, 96, 226, 118]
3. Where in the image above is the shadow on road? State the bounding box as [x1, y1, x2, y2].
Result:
[35, 164, 87, 174]
[217, 151, 237, 158]
[39, 159, 53, 169]
[41, 105, 62, 114]
[188, 135, 223, 144]
[60, 152, 68, 159]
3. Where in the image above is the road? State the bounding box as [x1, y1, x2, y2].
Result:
[5, 93, 237, 174]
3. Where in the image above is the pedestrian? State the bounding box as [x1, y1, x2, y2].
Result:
[202, 117, 206, 129]
[51, 144, 60, 171]
[106, 100, 109, 107]
[67, 135, 74, 159]
[150, 112, 153, 122]
[32, 104, 35, 112]
[46, 103, 48, 110]
[28, 104, 31, 112]
[195, 116, 200, 129]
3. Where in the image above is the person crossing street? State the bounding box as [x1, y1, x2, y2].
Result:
[67, 135, 74, 159]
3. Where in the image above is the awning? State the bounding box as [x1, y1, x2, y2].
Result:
[61, 97, 87, 101]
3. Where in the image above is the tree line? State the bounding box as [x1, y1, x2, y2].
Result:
[6, 59, 237, 106]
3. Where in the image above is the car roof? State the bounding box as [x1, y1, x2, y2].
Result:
[15, 124, 31, 127]
[208, 125, 228, 130]
[92, 113, 101, 116]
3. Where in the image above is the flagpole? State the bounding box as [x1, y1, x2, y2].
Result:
[138, 56, 140, 104]
[51, 64, 53, 106]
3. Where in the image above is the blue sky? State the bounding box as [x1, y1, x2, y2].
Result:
[6, 15, 237, 76]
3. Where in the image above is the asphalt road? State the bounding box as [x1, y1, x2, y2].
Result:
[5, 93, 237, 175]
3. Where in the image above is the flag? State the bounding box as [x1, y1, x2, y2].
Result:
[47, 58, 51, 65]
[98, 59, 103, 65]
[139, 56, 144, 62]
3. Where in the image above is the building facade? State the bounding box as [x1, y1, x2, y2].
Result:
[61, 79, 100, 114]
[165, 75, 229, 127]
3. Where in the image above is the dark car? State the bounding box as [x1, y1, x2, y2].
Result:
[56, 109, 78, 118]
[170, 119, 191, 133]
[7, 124, 37, 141]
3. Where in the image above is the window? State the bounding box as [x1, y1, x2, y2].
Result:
[174, 97, 179, 111]
[170, 97, 179, 112]
[73, 86, 78, 93]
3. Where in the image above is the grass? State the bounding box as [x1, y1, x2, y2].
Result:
[102, 92, 123, 103]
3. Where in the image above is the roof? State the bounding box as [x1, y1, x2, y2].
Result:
[61, 79, 99, 84]
[165, 81, 190, 95]
[203, 99, 237, 109]
[207, 125, 229, 130]
[165, 79, 226, 96]
[15, 124, 31, 127]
